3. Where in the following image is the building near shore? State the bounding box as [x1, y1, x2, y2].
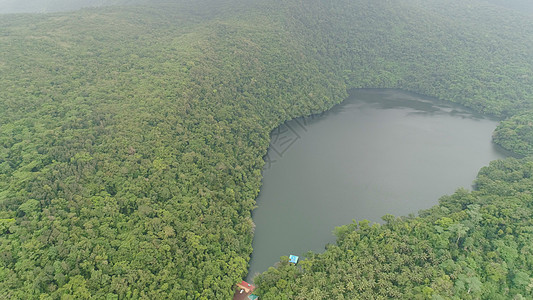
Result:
[233, 281, 258, 300]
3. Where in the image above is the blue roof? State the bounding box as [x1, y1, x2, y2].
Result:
[289, 255, 299, 264]
[248, 295, 259, 300]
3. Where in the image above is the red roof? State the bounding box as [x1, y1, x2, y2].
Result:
[237, 281, 256, 292]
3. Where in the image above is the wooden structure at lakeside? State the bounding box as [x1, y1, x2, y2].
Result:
[233, 281, 258, 300]
[234, 254, 297, 299]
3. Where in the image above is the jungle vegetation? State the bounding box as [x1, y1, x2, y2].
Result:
[1, 0, 533, 299]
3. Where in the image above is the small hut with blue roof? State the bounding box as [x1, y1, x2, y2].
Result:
[289, 254, 299, 264]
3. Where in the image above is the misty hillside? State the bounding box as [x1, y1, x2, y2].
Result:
[483, 0, 533, 15]
[1, 0, 533, 299]
[0, 0, 138, 14]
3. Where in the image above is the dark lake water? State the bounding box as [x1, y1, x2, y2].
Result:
[247, 89, 509, 281]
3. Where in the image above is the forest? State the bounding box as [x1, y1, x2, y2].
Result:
[1, 0, 533, 299]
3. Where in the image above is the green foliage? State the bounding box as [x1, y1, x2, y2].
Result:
[493, 113, 533, 156]
[255, 158, 533, 299]
[1, 0, 533, 298]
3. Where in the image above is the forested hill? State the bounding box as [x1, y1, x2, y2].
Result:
[1, 0, 533, 299]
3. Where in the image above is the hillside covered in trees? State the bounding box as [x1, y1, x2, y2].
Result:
[1, 0, 533, 299]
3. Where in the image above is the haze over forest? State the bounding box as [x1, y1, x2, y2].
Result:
[2, 0, 533, 299]
[0, 0, 133, 13]
[2, 0, 533, 14]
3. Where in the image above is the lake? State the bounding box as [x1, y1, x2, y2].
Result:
[247, 89, 509, 280]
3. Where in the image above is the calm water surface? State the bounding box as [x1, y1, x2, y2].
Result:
[247, 89, 509, 280]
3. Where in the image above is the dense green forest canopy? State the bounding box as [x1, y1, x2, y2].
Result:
[493, 113, 533, 157]
[1, 0, 533, 298]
